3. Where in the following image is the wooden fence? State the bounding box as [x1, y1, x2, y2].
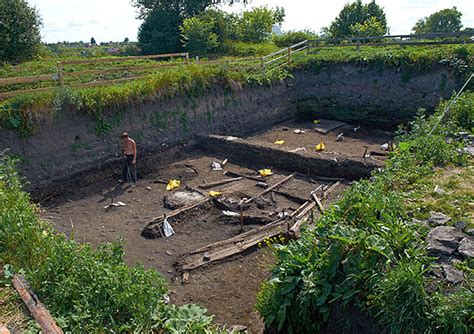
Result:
[0, 52, 189, 100]
[261, 31, 474, 72]
[1, 31, 473, 100]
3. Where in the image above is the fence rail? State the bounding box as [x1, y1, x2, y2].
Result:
[0, 52, 190, 100]
[261, 31, 474, 72]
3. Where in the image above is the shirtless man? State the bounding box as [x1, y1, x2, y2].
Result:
[119, 132, 137, 184]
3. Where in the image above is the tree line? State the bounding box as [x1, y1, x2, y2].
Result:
[0, 0, 470, 63]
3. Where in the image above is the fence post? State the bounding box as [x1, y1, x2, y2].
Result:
[261, 57, 264, 70]
[185, 53, 190, 64]
[288, 47, 291, 64]
[307, 40, 310, 54]
[56, 62, 64, 87]
[355, 39, 361, 51]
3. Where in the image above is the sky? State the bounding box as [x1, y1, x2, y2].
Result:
[28, 0, 474, 43]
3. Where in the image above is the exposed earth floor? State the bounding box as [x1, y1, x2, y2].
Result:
[37, 121, 392, 332]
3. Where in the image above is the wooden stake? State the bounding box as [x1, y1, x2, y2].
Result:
[12, 274, 63, 334]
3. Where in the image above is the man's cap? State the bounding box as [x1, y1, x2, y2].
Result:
[121, 132, 129, 138]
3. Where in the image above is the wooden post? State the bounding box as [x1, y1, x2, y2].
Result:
[287, 47, 292, 64]
[56, 62, 64, 87]
[239, 202, 244, 234]
[260, 57, 264, 69]
[185, 53, 190, 64]
[12, 274, 63, 334]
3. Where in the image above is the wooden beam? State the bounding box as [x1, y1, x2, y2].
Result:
[198, 177, 243, 189]
[311, 193, 325, 213]
[0, 74, 57, 86]
[223, 170, 265, 182]
[12, 274, 63, 334]
[244, 173, 296, 204]
[58, 52, 188, 65]
[323, 181, 341, 199]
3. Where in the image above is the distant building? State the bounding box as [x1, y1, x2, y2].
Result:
[106, 47, 122, 54]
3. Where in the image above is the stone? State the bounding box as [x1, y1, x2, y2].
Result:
[203, 253, 211, 261]
[428, 211, 451, 226]
[230, 325, 248, 332]
[466, 228, 474, 237]
[454, 221, 467, 231]
[458, 237, 474, 258]
[164, 191, 205, 210]
[426, 226, 464, 256]
[441, 264, 464, 284]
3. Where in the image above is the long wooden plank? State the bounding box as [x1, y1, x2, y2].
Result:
[0, 86, 56, 100]
[244, 173, 295, 204]
[198, 177, 243, 189]
[0, 74, 57, 86]
[223, 170, 265, 182]
[181, 221, 289, 271]
[186, 219, 287, 255]
[64, 62, 186, 77]
[311, 193, 325, 213]
[58, 52, 188, 65]
[150, 198, 211, 223]
[12, 274, 63, 334]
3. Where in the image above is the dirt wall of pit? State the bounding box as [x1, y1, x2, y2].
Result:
[0, 64, 460, 195]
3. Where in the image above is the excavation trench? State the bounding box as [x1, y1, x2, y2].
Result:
[37, 120, 391, 332]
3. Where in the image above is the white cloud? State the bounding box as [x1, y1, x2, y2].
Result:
[27, 0, 474, 43]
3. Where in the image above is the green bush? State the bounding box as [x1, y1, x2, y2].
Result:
[257, 92, 473, 333]
[273, 30, 317, 48]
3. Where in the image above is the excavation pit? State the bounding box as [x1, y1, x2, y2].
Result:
[38, 121, 391, 331]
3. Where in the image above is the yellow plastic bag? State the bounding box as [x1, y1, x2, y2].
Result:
[166, 179, 181, 191]
[209, 191, 222, 198]
[313, 120, 321, 124]
[259, 169, 273, 177]
[315, 138, 326, 151]
[274, 140, 285, 145]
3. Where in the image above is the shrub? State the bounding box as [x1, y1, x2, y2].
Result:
[0, 0, 43, 63]
[273, 30, 317, 48]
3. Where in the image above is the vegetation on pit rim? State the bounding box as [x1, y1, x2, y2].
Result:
[0, 153, 230, 333]
[256, 91, 474, 333]
[1, 44, 472, 137]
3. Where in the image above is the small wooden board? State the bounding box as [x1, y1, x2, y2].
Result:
[314, 119, 346, 134]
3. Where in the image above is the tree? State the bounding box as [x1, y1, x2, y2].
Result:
[350, 17, 386, 37]
[124, 37, 130, 43]
[134, 0, 248, 54]
[237, 6, 285, 43]
[90, 37, 97, 45]
[138, 7, 182, 54]
[328, 0, 387, 38]
[0, 0, 42, 63]
[412, 7, 463, 34]
[180, 17, 219, 55]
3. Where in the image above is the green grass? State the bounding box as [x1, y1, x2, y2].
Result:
[256, 91, 474, 333]
[0, 155, 226, 333]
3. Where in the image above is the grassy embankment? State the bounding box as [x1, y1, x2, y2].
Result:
[0, 44, 472, 136]
[256, 92, 474, 333]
